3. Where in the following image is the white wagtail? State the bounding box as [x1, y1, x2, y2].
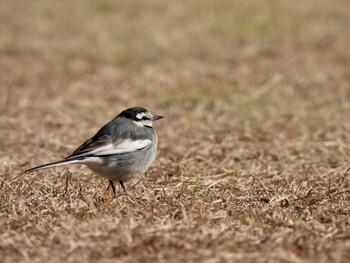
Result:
[25, 107, 164, 194]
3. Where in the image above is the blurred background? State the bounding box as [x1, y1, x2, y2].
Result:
[2, 0, 349, 166]
[1, 0, 350, 262]
[2, 0, 350, 176]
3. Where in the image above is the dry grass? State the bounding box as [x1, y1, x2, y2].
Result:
[1, 0, 350, 262]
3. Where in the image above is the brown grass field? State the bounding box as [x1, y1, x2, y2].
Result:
[1, 0, 350, 262]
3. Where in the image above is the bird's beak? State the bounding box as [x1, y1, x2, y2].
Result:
[152, 115, 164, 121]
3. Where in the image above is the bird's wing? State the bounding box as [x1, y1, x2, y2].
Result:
[66, 135, 151, 159]
[68, 135, 111, 156]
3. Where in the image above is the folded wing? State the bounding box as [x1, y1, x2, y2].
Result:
[66, 135, 152, 159]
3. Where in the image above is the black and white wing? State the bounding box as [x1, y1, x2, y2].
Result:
[65, 134, 152, 159]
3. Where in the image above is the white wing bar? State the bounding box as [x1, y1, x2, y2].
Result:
[71, 139, 152, 158]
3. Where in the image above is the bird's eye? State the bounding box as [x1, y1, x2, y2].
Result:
[141, 116, 149, 121]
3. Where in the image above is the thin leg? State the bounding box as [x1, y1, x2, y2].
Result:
[109, 180, 116, 194]
[119, 181, 127, 193]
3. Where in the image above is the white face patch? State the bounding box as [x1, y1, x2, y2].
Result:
[140, 119, 153, 127]
[136, 112, 147, 120]
[133, 119, 153, 127]
[135, 111, 153, 127]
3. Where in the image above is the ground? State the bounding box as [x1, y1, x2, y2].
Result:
[1, 0, 350, 262]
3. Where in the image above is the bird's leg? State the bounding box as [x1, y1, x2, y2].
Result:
[119, 180, 127, 194]
[109, 180, 116, 194]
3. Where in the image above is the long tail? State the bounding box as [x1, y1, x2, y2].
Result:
[25, 159, 81, 173]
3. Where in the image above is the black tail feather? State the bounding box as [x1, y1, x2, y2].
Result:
[25, 159, 80, 173]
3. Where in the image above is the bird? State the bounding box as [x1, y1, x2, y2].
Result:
[25, 107, 164, 194]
